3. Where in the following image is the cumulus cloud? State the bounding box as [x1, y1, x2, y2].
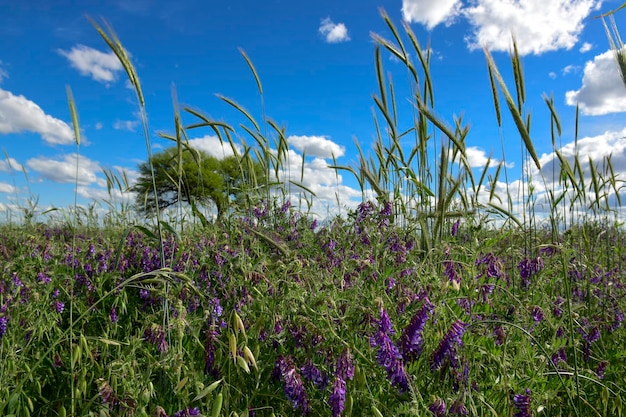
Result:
[26, 154, 102, 186]
[565, 49, 626, 115]
[401, 0, 601, 55]
[580, 42, 593, 53]
[464, 146, 500, 168]
[57, 45, 124, 83]
[287, 135, 345, 159]
[563, 64, 579, 75]
[0, 157, 24, 173]
[113, 119, 140, 132]
[463, 0, 600, 55]
[0, 89, 75, 145]
[276, 149, 361, 203]
[402, 0, 462, 29]
[0, 182, 17, 194]
[319, 18, 350, 43]
[539, 128, 626, 183]
[482, 128, 626, 221]
[188, 135, 242, 158]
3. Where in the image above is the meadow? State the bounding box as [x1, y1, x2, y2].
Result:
[2, 7, 626, 417]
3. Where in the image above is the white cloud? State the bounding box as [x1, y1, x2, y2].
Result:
[549, 71, 557, 79]
[539, 128, 626, 183]
[26, 154, 102, 186]
[0, 157, 24, 173]
[565, 49, 626, 115]
[113, 119, 139, 132]
[76, 184, 132, 203]
[401, 0, 463, 29]
[0, 181, 17, 194]
[562, 64, 579, 75]
[276, 149, 361, 203]
[398, 0, 600, 55]
[484, 128, 626, 221]
[319, 18, 350, 43]
[580, 42, 593, 53]
[463, 0, 601, 55]
[287, 135, 345, 159]
[188, 135, 242, 158]
[57, 45, 124, 83]
[465, 146, 497, 168]
[0, 89, 75, 145]
[0, 61, 8, 84]
[95, 122, 104, 130]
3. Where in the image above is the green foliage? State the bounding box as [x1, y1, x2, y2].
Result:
[4, 5, 626, 417]
[132, 146, 265, 220]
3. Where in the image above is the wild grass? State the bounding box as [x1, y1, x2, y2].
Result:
[1, 5, 626, 417]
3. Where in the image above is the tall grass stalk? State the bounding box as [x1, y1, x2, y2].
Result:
[89, 17, 166, 270]
[66, 85, 81, 417]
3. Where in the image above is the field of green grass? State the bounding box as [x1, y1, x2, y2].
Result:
[2, 7, 626, 417]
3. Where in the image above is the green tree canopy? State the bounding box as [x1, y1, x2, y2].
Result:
[132, 146, 266, 220]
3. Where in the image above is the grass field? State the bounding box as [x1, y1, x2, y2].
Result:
[2, 7, 626, 417]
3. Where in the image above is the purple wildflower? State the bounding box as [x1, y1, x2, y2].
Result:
[356, 201, 375, 222]
[0, 316, 7, 338]
[329, 377, 346, 417]
[301, 360, 327, 389]
[457, 298, 474, 315]
[450, 398, 469, 416]
[551, 347, 567, 366]
[596, 361, 608, 379]
[370, 329, 409, 392]
[370, 307, 409, 392]
[431, 320, 467, 371]
[380, 200, 393, 217]
[531, 306, 544, 323]
[97, 378, 117, 405]
[11, 273, 23, 287]
[400, 298, 434, 362]
[429, 397, 446, 416]
[173, 407, 200, 417]
[444, 259, 461, 285]
[55, 301, 65, 314]
[477, 284, 495, 303]
[513, 389, 532, 417]
[204, 328, 220, 378]
[538, 245, 558, 257]
[378, 306, 395, 335]
[451, 219, 461, 237]
[493, 325, 506, 346]
[37, 272, 51, 284]
[274, 356, 310, 414]
[475, 253, 505, 280]
[518, 257, 543, 290]
[336, 348, 355, 381]
[311, 218, 319, 231]
[609, 308, 624, 332]
[144, 324, 167, 353]
[110, 307, 118, 323]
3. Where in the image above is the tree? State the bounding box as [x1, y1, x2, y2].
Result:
[132, 146, 265, 220]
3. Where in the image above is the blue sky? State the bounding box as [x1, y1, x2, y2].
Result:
[1, 0, 626, 220]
